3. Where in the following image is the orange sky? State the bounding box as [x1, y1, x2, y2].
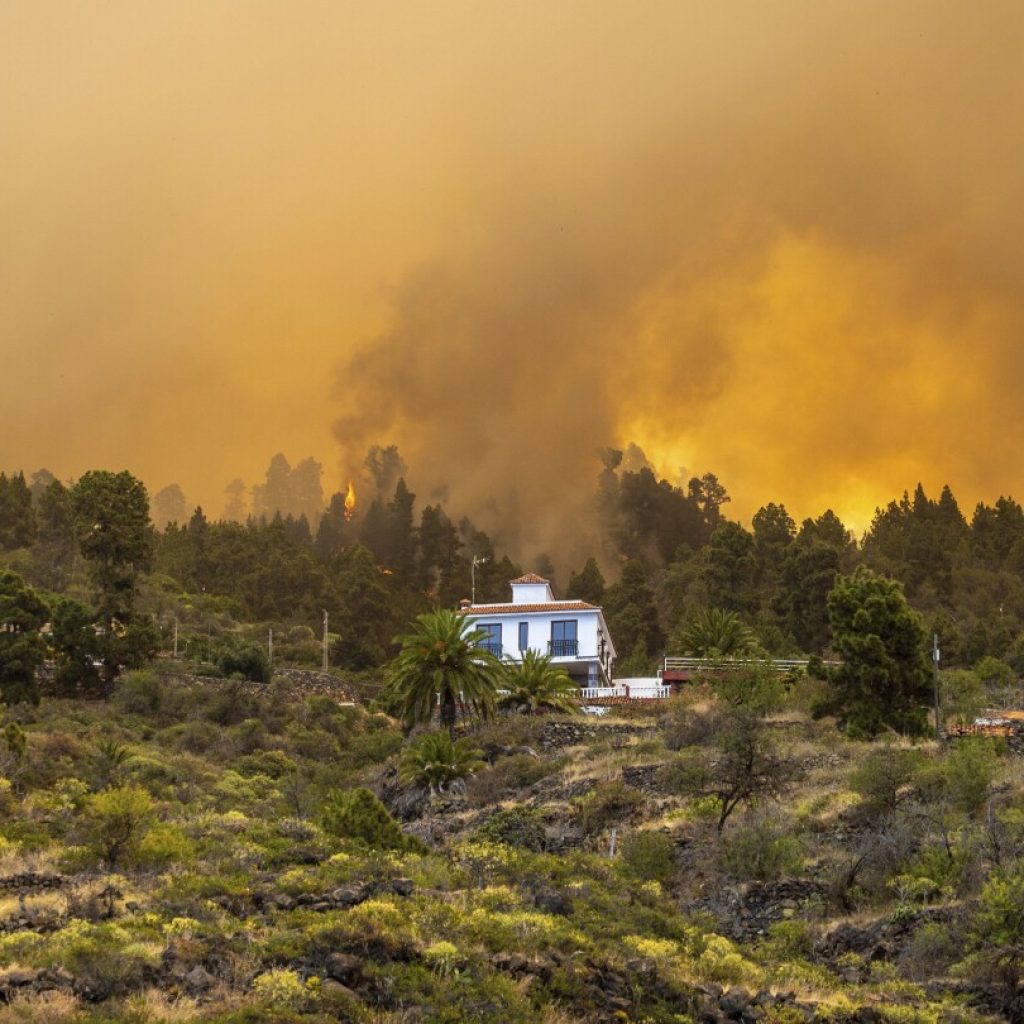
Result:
[2, 2, 1023, 552]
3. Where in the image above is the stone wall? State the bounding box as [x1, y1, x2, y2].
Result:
[540, 720, 658, 750]
[682, 880, 829, 943]
[150, 667, 359, 703]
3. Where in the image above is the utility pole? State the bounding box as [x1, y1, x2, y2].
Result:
[268, 628, 273, 668]
[322, 610, 329, 672]
[471, 555, 488, 605]
[172, 617, 178, 659]
[933, 633, 942, 741]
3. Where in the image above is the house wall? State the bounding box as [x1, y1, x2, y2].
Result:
[471, 610, 604, 662]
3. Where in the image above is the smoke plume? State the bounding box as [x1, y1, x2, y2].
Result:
[2, 3, 1022, 557]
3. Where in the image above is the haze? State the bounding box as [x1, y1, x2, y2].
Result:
[3, 2, 1022, 553]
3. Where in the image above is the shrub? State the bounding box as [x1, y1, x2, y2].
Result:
[713, 663, 786, 714]
[719, 815, 805, 881]
[619, 830, 675, 882]
[662, 702, 725, 750]
[134, 823, 194, 869]
[228, 717, 271, 756]
[575, 780, 644, 836]
[114, 670, 163, 716]
[251, 968, 309, 1010]
[321, 787, 422, 852]
[761, 919, 815, 960]
[468, 753, 556, 805]
[340, 728, 403, 769]
[218, 643, 271, 684]
[901, 921, 963, 981]
[973, 655, 1015, 692]
[234, 749, 298, 779]
[944, 736, 1001, 816]
[849, 746, 925, 818]
[665, 709, 798, 833]
[960, 864, 1024, 997]
[423, 939, 464, 977]
[399, 732, 484, 795]
[940, 668, 984, 726]
[477, 807, 548, 851]
[83, 784, 156, 869]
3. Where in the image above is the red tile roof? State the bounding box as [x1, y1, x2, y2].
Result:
[460, 601, 598, 614]
[509, 573, 550, 584]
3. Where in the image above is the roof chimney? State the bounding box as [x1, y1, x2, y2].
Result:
[458, 598, 472, 610]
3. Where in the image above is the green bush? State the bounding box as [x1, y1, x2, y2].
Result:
[961, 863, 1024, 997]
[945, 736, 1001, 816]
[719, 815, 805, 881]
[134, 822, 194, 869]
[849, 746, 926, 817]
[575, 780, 644, 835]
[713, 663, 786, 714]
[321, 787, 422, 852]
[114, 670, 163, 715]
[83, 784, 156, 868]
[619, 829, 675, 881]
[399, 732, 484, 795]
[901, 920, 963, 981]
[477, 807, 548, 851]
[218, 643, 271, 683]
[234, 749, 298, 779]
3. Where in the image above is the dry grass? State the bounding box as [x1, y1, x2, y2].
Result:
[0, 849, 62, 878]
[537, 1006, 592, 1024]
[121, 989, 201, 1022]
[0, 893, 65, 920]
[0, 990, 80, 1024]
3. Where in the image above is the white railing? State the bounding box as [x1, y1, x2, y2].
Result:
[578, 684, 671, 701]
[662, 656, 839, 673]
[625, 685, 672, 699]
[580, 686, 626, 700]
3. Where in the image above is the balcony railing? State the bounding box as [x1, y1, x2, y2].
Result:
[548, 639, 579, 657]
[478, 642, 503, 657]
[579, 685, 672, 701]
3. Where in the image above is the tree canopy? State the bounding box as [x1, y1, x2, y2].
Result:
[386, 608, 501, 735]
[821, 566, 931, 737]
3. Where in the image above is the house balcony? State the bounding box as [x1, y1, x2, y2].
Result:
[478, 642, 504, 657]
[548, 639, 579, 658]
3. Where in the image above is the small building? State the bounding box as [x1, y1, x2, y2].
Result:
[459, 573, 616, 688]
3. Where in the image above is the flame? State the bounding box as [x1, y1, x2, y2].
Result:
[344, 481, 356, 520]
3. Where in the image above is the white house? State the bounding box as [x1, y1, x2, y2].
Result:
[459, 573, 616, 687]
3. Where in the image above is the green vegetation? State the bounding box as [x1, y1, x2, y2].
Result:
[0, 453, 1022, 1020]
[820, 568, 931, 737]
[399, 731, 484, 795]
[386, 607, 501, 735]
[498, 650, 579, 715]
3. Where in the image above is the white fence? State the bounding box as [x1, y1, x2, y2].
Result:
[579, 683, 672, 701]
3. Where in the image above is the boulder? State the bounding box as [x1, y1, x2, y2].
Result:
[184, 966, 215, 993]
[325, 952, 363, 985]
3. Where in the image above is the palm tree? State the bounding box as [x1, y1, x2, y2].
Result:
[499, 650, 580, 715]
[399, 731, 485, 796]
[387, 608, 501, 735]
[669, 607, 757, 658]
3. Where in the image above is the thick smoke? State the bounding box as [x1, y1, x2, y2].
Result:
[2, 3, 1023, 550]
[332, 1, 1024, 547]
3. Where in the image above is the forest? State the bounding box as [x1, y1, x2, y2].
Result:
[2, 446, 1022, 690]
[0, 452, 1022, 1022]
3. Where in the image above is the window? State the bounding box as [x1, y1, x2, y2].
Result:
[550, 620, 578, 657]
[518, 622, 529, 652]
[478, 623, 502, 657]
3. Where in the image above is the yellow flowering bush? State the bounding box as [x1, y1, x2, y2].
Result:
[252, 968, 309, 1010]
